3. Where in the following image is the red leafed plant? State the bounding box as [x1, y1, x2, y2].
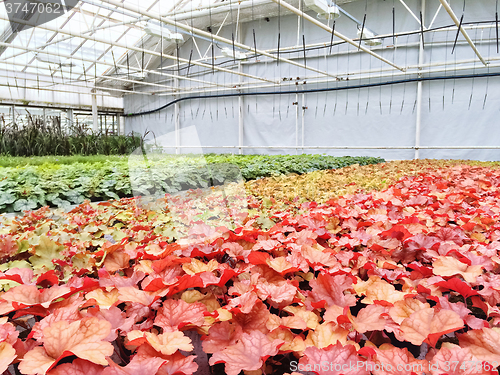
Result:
[0, 164, 500, 374]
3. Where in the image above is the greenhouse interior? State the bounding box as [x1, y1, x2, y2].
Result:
[0, 0, 500, 374]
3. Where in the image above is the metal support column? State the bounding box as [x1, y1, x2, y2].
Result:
[238, 93, 243, 155]
[415, 0, 425, 160]
[238, 22, 244, 155]
[116, 114, 121, 135]
[91, 92, 98, 133]
[67, 109, 73, 131]
[301, 93, 305, 154]
[295, 92, 299, 155]
[174, 74, 180, 155]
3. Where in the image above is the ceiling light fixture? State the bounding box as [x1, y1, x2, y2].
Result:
[304, 0, 340, 20]
[35, 54, 76, 67]
[221, 47, 249, 60]
[357, 26, 382, 46]
[144, 21, 184, 43]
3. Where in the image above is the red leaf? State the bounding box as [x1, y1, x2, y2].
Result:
[309, 273, 356, 308]
[299, 342, 370, 375]
[142, 278, 167, 292]
[248, 252, 270, 265]
[154, 299, 207, 331]
[152, 256, 190, 274]
[47, 359, 105, 375]
[358, 347, 376, 359]
[435, 279, 478, 299]
[168, 275, 204, 297]
[37, 271, 59, 288]
[209, 330, 283, 375]
[470, 296, 489, 314]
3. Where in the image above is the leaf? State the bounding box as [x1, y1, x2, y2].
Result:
[266, 257, 299, 275]
[117, 287, 156, 306]
[433, 256, 483, 283]
[202, 322, 243, 354]
[256, 280, 297, 305]
[309, 273, 356, 308]
[102, 356, 166, 375]
[209, 330, 283, 375]
[428, 345, 483, 375]
[458, 327, 500, 363]
[0, 192, 16, 206]
[0, 320, 19, 345]
[299, 342, 370, 375]
[19, 317, 113, 374]
[283, 306, 319, 330]
[154, 299, 207, 331]
[14, 199, 38, 212]
[372, 345, 427, 375]
[359, 278, 407, 305]
[126, 330, 193, 355]
[135, 344, 198, 375]
[28, 237, 65, 270]
[47, 359, 105, 375]
[0, 342, 17, 374]
[0, 235, 18, 258]
[434, 278, 479, 299]
[104, 251, 130, 273]
[182, 259, 218, 275]
[400, 308, 464, 346]
[389, 298, 429, 325]
[304, 322, 349, 348]
[85, 288, 119, 309]
[156, 351, 198, 375]
[2, 285, 71, 309]
[349, 304, 386, 334]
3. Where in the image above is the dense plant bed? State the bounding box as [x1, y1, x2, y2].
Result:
[247, 159, 500, 204]
[0, 162, 499, 374]
[0, 155, 383, 213]
[0, 118, 143, 157]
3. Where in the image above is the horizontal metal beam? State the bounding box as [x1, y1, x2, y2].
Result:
[1, 14, 276, 86]
[0, 23, 235, 91]
[152, 57, 500, 96]
[0, 63, 160, 95]
[99, 0, 340, 79]
[139, 145, 500, 150]
[0, 67, 151, 96]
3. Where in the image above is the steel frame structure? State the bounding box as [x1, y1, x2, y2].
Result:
[0, 0, 497, 108]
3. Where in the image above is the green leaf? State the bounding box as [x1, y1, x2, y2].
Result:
[63, 191, 85, 204]
[13, 199, 38, 212]
[52, 198, 72, 209]
[28, 236, 65, 270]
[0, 192, 16, 205]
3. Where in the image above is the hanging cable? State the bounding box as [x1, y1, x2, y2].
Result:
[496, 0, 499, 53]
[125, 72, 500, 118]
[483, 25, 491, 109]
[359, 14, 366, 50]
[392, 4, 396, 45]
[389, 0, 395, 114]
[329, 21, 336, 54]
[209, 4, 214, 73]
[277, 0, 281, 66]
[302, 35, 307, 68]
[420, 11, 425, 50]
